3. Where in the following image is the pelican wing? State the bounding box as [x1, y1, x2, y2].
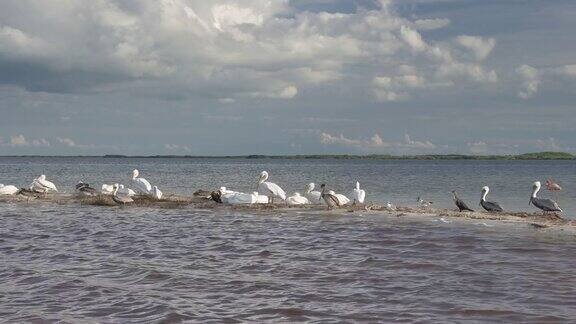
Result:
[259, 182, 286, 200]
[335, 194, 350, 205]
[38, 178, 58, 192]
[287, 195, 309, 205]
[132, 177, 152, 194]
[353, 188, 366, 203]
[481, 200, 503, 212]
[226, 192, 255, 204]
[532, 197, 562, 212]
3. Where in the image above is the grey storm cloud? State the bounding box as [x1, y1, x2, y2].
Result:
[0, 0, 575, 155]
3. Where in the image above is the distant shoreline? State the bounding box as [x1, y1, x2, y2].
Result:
[0, 152, 573, 160]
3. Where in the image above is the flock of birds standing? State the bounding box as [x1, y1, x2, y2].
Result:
[0, 169, 565, 214]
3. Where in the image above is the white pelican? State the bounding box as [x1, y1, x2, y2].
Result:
[131, 169, 151, 195]
[352, 181, 365, 204]
[113, 184, 133, 205]
[304, 183, 322, 203]
[76, 182, 97, 196]
[151, 186, 163, 200]
[219, 187, 269, 205]
[287, 192, 309, 205]
[101, 184, 115, 195]
[117, 184, 136, 197]
[30, 175, 58, 193]
[329, 190, 350, 205]
[320, 184, 340, 209]
[530, 181, 562, 213]
[0, 184, 19, 195]
[257, 171, 286, 203]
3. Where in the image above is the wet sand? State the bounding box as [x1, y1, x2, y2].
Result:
[0, 191, 573, 232]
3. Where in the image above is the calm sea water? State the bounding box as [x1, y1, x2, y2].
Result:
[1, 157, 575, 322]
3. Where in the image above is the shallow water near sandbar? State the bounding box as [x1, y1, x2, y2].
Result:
[1, 157, 576, 322]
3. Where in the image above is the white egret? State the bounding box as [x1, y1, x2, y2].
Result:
[256, 171, 286, 203]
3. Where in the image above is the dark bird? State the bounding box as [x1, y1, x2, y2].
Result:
[530, 181, 562, 213]
[76, 181, 97, 196]
[211, 190, 223, 203]
[480, 186, 503, 212]
[320, 184, 340, 210]
[451, 190, 474, 212]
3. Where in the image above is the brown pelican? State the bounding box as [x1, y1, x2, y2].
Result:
[320, 184, 340, 210]
[480, 186, 503, 212]
[257, 171, 286, 203]
[451, 190, 474, 212]
[76, 182, 97, 196]
[530, 181, 562, 213]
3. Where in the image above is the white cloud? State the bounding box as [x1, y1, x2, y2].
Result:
[10, 134, 27, 146]
[320, 132, 436, 152]
[516, 64, 539, 99]
[455, 35, 496, 61]
[56, 137, 77, 147]
[535, 137, 561, 151]
[0, 0, 500, 102]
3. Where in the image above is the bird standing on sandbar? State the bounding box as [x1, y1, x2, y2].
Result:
[480, 186, 503, 212]
[530, 181, 562, 213]
[451, 190, 474, 212]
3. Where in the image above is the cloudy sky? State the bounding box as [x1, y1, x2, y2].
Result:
[0, 0, 575, 155]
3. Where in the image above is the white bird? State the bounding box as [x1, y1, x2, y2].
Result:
[304, 183, 322, 204]
[117, 184, 136, 197]
[352, 181, 366, 204]
[0, 184, 19, 195]
[151, 186, 163, 200]
[113, 184, 133, 204]
[329, 190, 350, 205]
[220, 187, 269, 205]
[30, 175, 58, 193]
[101, 184, 115, 195]
[257, 171, 286, 203]
[131, 169, 151, 195]
[287, 192, 309, 205]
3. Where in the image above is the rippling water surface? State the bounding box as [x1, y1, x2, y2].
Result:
[1, 157, 576, 322]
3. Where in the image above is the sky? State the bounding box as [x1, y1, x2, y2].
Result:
[0, 0, 575, 155]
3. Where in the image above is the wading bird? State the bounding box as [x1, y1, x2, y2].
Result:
[480, 186, 503, 212]
[257, 171, 286, 203]
[451, 190, 474, 212]
[530, 181, 562, 213]
[76, 181, 97, 196]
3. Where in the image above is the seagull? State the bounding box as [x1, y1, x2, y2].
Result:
[287, 192, 309, 205]
[30, 175, 58, 193]
[530, 181, 562, 213]
[151, 186, 163, 200]
[256, 171, 286, 203]
[75, 181, 97, 196]
[131, 169, 151, 195]
[352, 181, 366, 204]
[451, 190, 474, 212]
[304, 183, 322, 204]
[480, 186, 503, 212]
[112, 184, 133, 205]
[320, 184, 340, 210]
[0, 184, 19, 195]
